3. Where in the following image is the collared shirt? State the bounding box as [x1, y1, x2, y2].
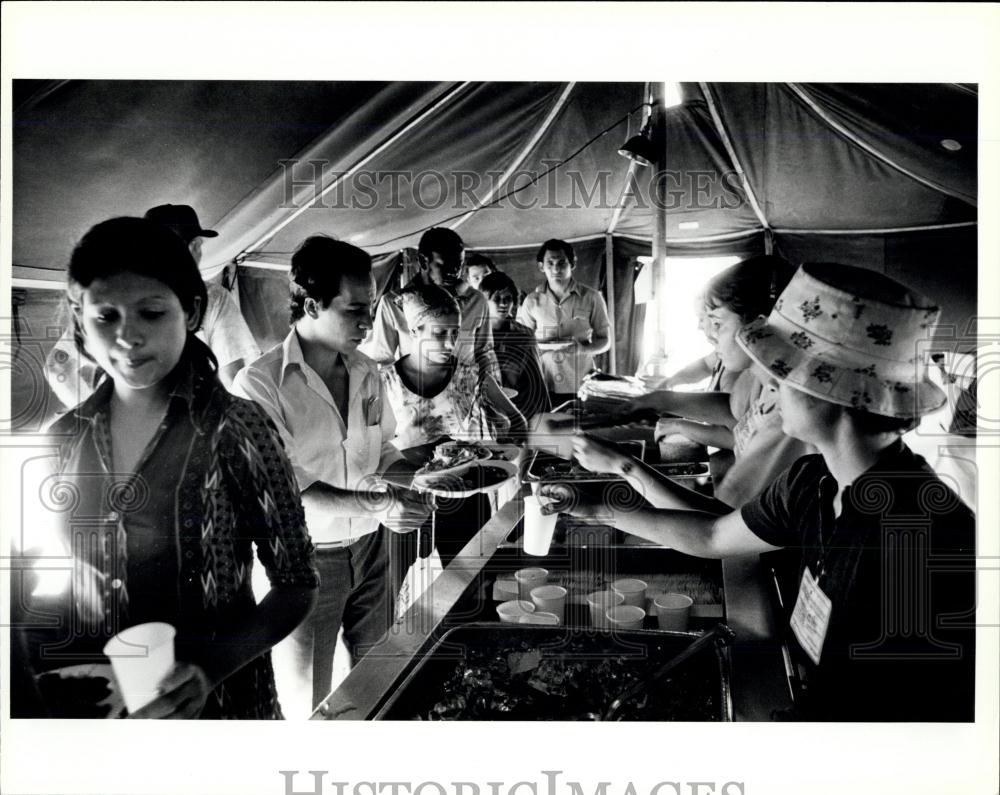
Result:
[43, 348, 318, 719]
[742, 440, 976, 721]
[232, 329, 403, 545]
[361, 273, 500, 382]
[200, 282, 261, 371]
[515, 279, 610, 394]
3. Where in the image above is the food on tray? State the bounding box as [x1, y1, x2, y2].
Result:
[419, 636, 718, 721]
[417, 441, 493, 474]
[531, 456, 707, 481]
[422, 463, 512, 493]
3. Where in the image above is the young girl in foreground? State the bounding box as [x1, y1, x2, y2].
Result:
[36, 217, 318, 719]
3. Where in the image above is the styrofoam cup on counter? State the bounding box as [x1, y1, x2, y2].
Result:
[519, 611, 560, 625]
[654, 592, 694, 631]
[586, 590, 625, 628]
[514, 567, 549, 600]
[522, 495, 558, 556]
[606, 605, 646, 631]
[497, 600, 536, 624]
[530, 584, 568, 621]
[611, 578, 648, 608]
[102, 621, 176, 713]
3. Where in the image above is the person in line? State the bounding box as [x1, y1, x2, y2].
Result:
[463, 252, 497, 291]
[382, 282, 525, 567]
[44, 204, 260, 405]
[542, 263, 976, 721]
[362, 227, 500, 383]
[478, 270, 551, 420]
[28, 217, 317, 718]
[232, 236, 432, 718]
[516, 239, 611, 406]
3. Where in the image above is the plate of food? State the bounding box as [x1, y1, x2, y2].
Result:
[414, 459, 519, 497]
[35, 663, 124, 719]
[412, 440, 495, 483]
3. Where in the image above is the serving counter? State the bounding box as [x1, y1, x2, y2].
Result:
[312, 488, 794, 721]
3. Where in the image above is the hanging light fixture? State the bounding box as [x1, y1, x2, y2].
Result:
[618, 120, 657, 167]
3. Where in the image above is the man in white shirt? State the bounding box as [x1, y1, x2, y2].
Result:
[44, 204, 260, 404]
[362, 227, 500, 382]
[516, 238, 611, 405]
[232, 235, 430, 718]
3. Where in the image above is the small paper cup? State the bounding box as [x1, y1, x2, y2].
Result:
[522, 495, 558, 556]
[497, 600, 536, 624]
[606, 605, 646, 631]
[654, 593, 694, 631]
[530, 584, 568, 621]
[611, 578, 648, 608]
[102, 622, 176, 713]
[514, 567, 549, 600]
[586, 590, 625, 628]
[519, 611, 560, 625]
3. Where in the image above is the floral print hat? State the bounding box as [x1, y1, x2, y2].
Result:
[736, 262, 946, 418]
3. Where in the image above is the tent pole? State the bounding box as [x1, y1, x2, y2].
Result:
[604, 233, 617, 374]
[648, 82, 670, 379]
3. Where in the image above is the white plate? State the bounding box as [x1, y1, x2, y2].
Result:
[414, 459, 518, 497]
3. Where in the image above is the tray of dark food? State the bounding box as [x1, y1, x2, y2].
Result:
[526, 450, 709, 483]
[374, 624, 732, 721]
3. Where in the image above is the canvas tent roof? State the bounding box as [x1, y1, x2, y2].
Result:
[10, 80, 979, 429]
[13, 80, 976, 276]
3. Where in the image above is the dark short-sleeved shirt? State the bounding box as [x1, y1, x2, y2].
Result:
[742, 441, 976, 721]
[44, 355, 319, 719]
[492, 320, 551, 419]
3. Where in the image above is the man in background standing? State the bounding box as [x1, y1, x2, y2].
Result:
[516, 238, 610, 406]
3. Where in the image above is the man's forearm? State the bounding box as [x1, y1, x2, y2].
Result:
[587, 505, 723, 556]
[646, 390, 734, 426]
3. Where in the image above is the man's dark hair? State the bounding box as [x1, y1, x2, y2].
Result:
[418, 227, 464, 262]
[465, 253, 496, 271]
[289, 235, 371, 323]
[536, 239, 575, 265]
[478, 271, 519, 301]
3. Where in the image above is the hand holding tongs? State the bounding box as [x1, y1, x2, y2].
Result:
[601, 623, 736, 721]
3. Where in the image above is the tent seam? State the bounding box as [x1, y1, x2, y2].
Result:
[699, 82, 770, 231]
[785, 83, 975, 206]
[450, 83, 576, 232]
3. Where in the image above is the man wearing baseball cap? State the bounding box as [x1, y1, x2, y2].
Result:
[45, 204, 260, 405]
[542, 262, 975, 721]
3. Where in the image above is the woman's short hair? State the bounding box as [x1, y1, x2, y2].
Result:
[398, 281, 460, 330]
[478, 271, 519, 301]
[704, 254, 796, 322]
[536, 239, 575, 265]
[465, 253, 496, 271]
[68, 216, 208, 330]
[289, 235, 371, 323]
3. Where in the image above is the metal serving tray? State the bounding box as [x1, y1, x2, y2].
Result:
[374, 623, 733, 721]
[525, 449, 710, 483]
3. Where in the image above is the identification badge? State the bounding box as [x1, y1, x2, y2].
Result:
[789, 566, 832, 666]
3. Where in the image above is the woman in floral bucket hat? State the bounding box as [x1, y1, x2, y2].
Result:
[541, 263, 975, 721]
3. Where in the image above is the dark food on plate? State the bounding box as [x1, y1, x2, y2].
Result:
[418, 441, 493, 474]
[421, 637, 718, 721]
[424, 464, 511, 493]
[36, 671, 114, 718]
